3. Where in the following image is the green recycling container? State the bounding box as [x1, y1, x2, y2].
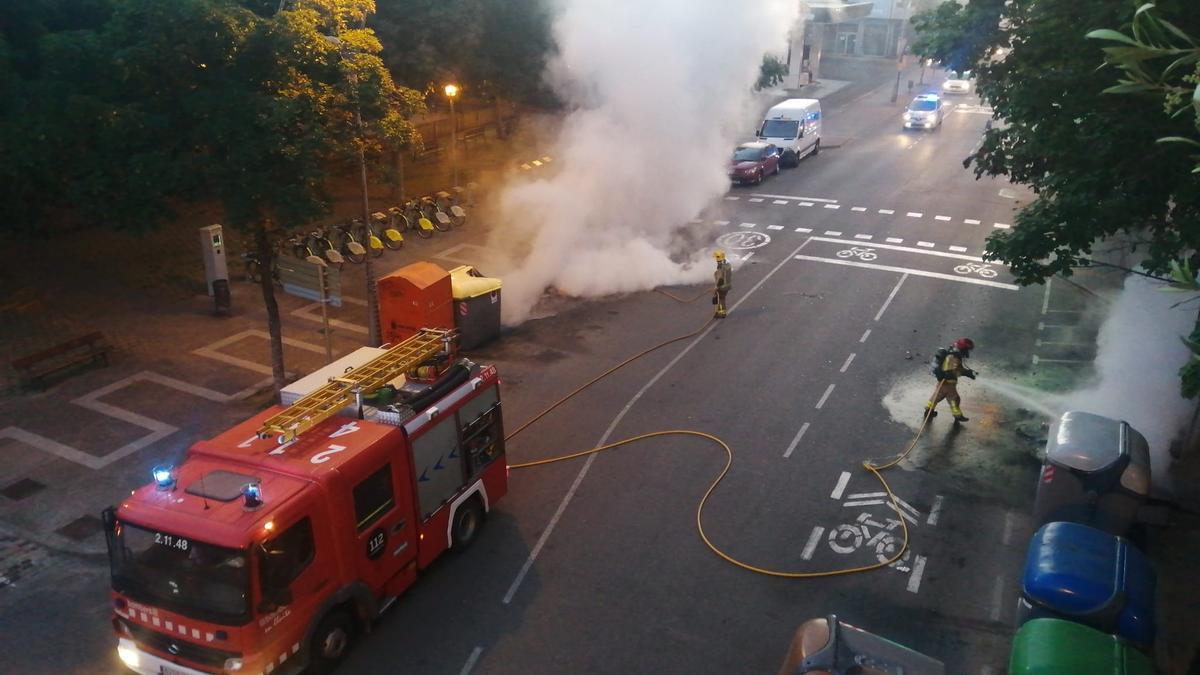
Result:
[1009, 618, 1154, 675]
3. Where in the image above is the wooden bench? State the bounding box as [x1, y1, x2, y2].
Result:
[11, 331, 112, 389]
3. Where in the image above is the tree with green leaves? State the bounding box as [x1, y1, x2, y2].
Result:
[0, 0, 425, 394]
[909, 0, 1200, 396]
[908, 0, 1200, 285]
[909, 0, 1004, 72]
[370, 0, 554, 107]
[1088, 3, 1200, 173]
[1089, 3, 1200, 397]
[755, 54, 788, 91]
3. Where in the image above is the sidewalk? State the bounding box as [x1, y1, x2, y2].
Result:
[0, 113, 553, 558]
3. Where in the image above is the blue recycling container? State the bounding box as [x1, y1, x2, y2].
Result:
[1016, 521, 1156, 650]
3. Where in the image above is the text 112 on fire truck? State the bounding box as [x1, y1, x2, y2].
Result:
[104, 328, 508, 675]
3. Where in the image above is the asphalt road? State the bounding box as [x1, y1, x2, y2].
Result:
[0, 75, 1054, 674]
[331, 79, 1044, 674]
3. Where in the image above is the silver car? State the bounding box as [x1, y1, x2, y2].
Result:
[902, 94, 944, 131]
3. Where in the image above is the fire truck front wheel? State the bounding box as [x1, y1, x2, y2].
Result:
[308, 610, 354, 674]
[451, 497, 485, 550]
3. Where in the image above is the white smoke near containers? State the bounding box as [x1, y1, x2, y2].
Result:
[490, 0, 798, 325]
[1063, 275, 1196, 493]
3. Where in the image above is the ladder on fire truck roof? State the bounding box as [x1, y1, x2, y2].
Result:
[256, 328, 455, 444]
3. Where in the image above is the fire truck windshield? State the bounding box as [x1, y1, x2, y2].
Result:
[107, 521, 250, 624]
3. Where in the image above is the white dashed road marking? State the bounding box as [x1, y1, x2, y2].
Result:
[815, 384, 836, 409]
[715, 220, 730, 225]
[725, 196, 739, 201]
[811, 237, 983, 261]
[906, 212, 923, 218]
[948, 246, 968, 252]
[927, 496, 945, 525]
[739, 222, 756, 228]
[772, 200, 789, 205]
[935, 215, 951, 221]
[801, 526, 825, 559]
[830, 471, 851, 500]
[749, 198, 764, 203]
[854, 234, 873, 240]
[874, 274, 907, 321]
[917, 241, 935, 248]
[965, 218, 981, 225]
[824, 231, 842, 236]
[839, 353, 856, 372]
[859, 328, 871, 343]
[824, 204, 841, 210]
[994, 223, 1011, 229]
[879, 209, 895, 215]
[886, 237, 904, 244]
[851, 206, 867, 212]
[767, 225, 784, 230]
[799, 201, 814, 207]
[783, 422, 811, 459]
[795, 227, 812, 233]
[907, 555, 927, 594]
[795, 255, 1019, 290]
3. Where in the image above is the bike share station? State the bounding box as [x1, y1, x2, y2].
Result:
[199, 224, 231, 314]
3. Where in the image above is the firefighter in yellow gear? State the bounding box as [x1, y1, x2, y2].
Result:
[925, 337, 977, 423]
[713, 250, 732, 318]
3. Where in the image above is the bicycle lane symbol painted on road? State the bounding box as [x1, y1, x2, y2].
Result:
[798, 471, 945, 593]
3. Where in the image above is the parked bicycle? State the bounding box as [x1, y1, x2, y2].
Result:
[434, 190, 467, 227]
[331, 221, 368, 264]
[371, 211, 405, 250]
[285, 231, 314, 260]
[420, 195, 453, 232]
[400, 200, 436, 239]
[306, 225, 345, 269]
[348, 218, 384, 258]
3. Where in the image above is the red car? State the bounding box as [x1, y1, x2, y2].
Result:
[729, 141, 780, 185]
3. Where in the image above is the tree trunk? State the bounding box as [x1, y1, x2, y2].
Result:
[256, 223, 287, 397]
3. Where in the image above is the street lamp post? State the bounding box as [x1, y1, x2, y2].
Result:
[444, 83, 460, 188]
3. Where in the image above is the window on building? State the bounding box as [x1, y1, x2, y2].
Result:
[836, 31, 858, 55]
[353, 465, 395, 532]
[863, 22, 890, 57]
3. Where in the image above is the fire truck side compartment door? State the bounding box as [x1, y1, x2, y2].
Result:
[410, 416, 466, 520]
[349, 462, 416, 593]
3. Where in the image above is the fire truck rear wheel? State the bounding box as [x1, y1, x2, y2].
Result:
[451, 497, 484, 550]
[308, 610, 354, 674]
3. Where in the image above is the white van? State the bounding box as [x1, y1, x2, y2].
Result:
[757, 98, 822, 168]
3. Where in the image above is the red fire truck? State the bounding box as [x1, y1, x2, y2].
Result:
[104, 329, 507, 674]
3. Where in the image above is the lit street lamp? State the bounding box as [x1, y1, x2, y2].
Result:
[444, 83, 460, 188]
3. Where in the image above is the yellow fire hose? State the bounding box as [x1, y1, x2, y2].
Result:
[505, 293, 944, 578]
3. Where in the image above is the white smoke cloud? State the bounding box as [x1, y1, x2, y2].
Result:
[491, 0, 799, 324]
[1063, 275, 1196, 491]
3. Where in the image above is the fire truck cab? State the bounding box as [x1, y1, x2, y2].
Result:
[104, 329, 507, 674]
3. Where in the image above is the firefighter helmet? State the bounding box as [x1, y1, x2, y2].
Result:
[713, 250, 726, 262]
[954, 338, 975, 352]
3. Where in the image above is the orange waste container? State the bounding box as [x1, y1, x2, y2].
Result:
[377, 262, 454, 346]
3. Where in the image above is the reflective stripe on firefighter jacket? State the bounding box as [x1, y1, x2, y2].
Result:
[941, 352, 966, 383]
[715, 262, 732, 291]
